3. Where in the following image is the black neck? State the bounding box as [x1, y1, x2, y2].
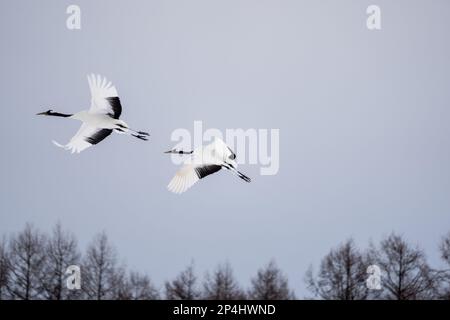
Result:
[165, 150, 194, 155]
[49, 111, 73, 117]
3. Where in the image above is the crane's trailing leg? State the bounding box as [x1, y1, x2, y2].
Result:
[223, 164, 252, 183]
[131, 134, 149, 141]
[115, 123, 150, 141]
[234, 169, 252, 183]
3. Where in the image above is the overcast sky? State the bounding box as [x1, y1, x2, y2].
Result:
[1, 0, 450, 296]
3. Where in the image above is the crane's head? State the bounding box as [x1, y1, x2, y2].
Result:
[228, 160, 238, 169]
[37, 109, 54, 116]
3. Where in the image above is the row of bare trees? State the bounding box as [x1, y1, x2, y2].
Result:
[0, 223, 449, 300]
[306, 234, 450, 300]
[0, 223, 293, 300]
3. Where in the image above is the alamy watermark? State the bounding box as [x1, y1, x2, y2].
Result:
[66, 5, 81, 30]
[366, 5, 381, 30]
[66, 265, 81, 290]
[366, 264, 382, 290]
[169, 121, 280, 176]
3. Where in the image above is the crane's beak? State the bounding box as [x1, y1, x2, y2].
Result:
[37, 109, 52, 116]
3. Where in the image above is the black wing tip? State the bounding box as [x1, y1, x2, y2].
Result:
[195, 165, 222, 179]
[105, 96, 122, 119]
[85, 129, 113, 145]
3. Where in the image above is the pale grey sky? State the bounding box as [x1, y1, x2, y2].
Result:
[1, 0, 450, 296]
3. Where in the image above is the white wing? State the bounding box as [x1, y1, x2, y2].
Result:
[167, 148, 223, 194]
[167, 163, 222, 194]
[167, 142, 227, 193]
[167, 139, 249, 193]
[167, 164, 200, 194]
[52, 123, 112, 154]
[87, 74, 122, 119]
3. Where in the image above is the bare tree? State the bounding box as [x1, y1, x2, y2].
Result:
[248, 261, 295, 300]
[6, 224, 47, 300]
[82, 232, 119, 300]
[203, 262, 245, 300]
[438, 232, 450, 299]
[118, 271, 160, 300]
[110, 265, 129, 299]
[41, 223, 81, 300]
[165, 263, 200, 300]
[305, 239, 369, 300]
[0, 238, 9, 300]
[441, 233, 450, 266]
[370, 233, 437, 300]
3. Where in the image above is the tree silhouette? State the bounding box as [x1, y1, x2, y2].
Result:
[305, 239, 369, 300]
[0, 238, 9, 300]
[6, 224, 47, 300]
[82, 232, 119, 300]
[248, 261, 295, 300]
[40, 223, 81, 300]
[165, 263, 200, 300]
[369, 233, 437, 300]
[203, 262, 245, 300]
[119, 271, 160, 300]
[438, 232, 450, 299]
